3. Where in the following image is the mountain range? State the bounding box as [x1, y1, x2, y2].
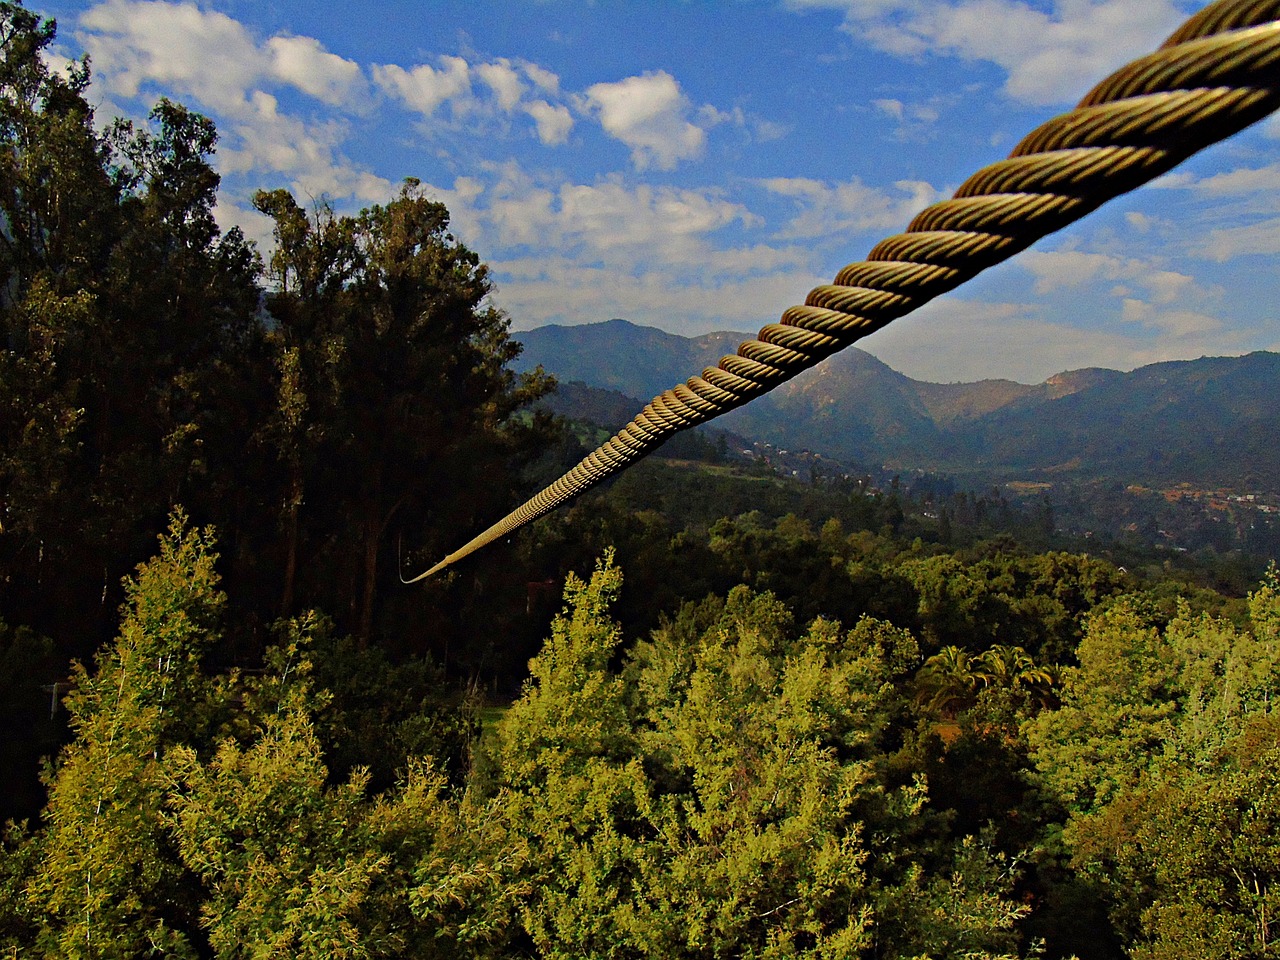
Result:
[514, 319, 1280, 491]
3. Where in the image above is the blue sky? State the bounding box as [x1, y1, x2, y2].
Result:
[38, 0, 1280, 383]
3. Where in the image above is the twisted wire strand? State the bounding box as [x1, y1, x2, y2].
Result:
[411, 0, 1280, 582]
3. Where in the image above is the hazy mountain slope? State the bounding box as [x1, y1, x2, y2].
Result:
[716, 347, 941, 464]
[913, 378, 1038, 426]
[515, 319, 1280, 489]
[514, 318, 750, 400]
[941, 352, 1280, 485]
[534, 380, 648, 431]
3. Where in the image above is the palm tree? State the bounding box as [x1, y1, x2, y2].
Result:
[915, 646, 980, 719]
[973, 645, 1058, 708]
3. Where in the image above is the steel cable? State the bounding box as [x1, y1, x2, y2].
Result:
[410, 0, 1280, 581]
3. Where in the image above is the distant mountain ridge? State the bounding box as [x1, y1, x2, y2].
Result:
[515, 318, 749, 399]
[513, 319, 1280, 489]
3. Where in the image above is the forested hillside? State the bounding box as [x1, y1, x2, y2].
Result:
[0, 2, 555, 662]
[514, 318, 752, 400]
[516, 319, 1280, 490]
[6, 505, 1279, 959]
[3, 6, 1280, 960]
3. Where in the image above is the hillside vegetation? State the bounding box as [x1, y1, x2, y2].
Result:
[3, 8, 1280, 960]
[516, 318, 1280, 488]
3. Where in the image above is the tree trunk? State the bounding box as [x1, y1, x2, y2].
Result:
[280, 479, 301, 618]
[358, 514, 378, 648]
[357, 485, 412, 649]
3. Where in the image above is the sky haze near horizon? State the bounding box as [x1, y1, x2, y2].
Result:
[38, 0, 1280, 383]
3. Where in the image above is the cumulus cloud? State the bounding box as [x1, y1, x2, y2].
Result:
[873, 98, 905, 121]
[583, 71, 708, 170]
[375, 54, 577, 145]
[1197, 218, 1280, 262]
[555, 180, 754, 253]
[372, 57, 472, 116]
[1118, 155, 1280, 265]
[759, 175, 943, 239]
[75, 0, 384, 203]
[1019, 249, 1196, 304]
[79, 0, 267, 113]
[499, 259, 825, 336]
[80, 0, 368, 111]
[1120, 297, 1223, 340]
[521, 62, 561, 95]
[476, 60, 525, 111]
[1175, 162, 1280, 209]
[786, 0, 1189, 105]
[1015, 246, 1229, 355]
[217, 92, 393, 202]
[872, 96, 943, 139]
[863, 296, 1251, 384]
[268, 34, 367, 106]
[476, 165, 759, 266]
[434, 163, 821, 334]
[1124, 211, 1160, 234]
[73, 0, 582, 208]
[524, 100, 573, 145]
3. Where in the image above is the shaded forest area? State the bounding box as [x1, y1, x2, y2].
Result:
[3, 5, 1280, 958]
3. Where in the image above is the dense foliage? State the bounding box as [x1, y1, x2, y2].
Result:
[4, 515, 1279, 958]
[0, 2, 552, 662]
[2, 5, 1278, 958]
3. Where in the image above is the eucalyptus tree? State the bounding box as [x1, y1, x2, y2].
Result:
[0, 4, 263, 645]
[431, 557, 1034, 958]
[254, 182, 554, 644]
[1027, 570, 1280, 958]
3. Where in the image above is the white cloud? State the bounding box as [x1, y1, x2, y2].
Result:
[583, 71, 708, 170]
[703, 244, 813, 275]
[863, 296, 1250, 383]
[79, 0, 266, 113]
[873, 96, 941, 135]
[521, 62, 561, 95]
[1145, 270, 1196, 305]
[1125, 211, 1159, 234]
[372, 56, 472, 116]
[477, 166, 759, 267]
[760, 175, 943, 239]
[75, 0, 388, 206]
[555, 179, 754, 254]
[751, 118, 790, 142]
[267, 35, 366, 106]
[698, 102, 789, 144]
[1020, 249, 1116, 293]
[217, 92, 393, 202]
[1181, 162, 1280, 201]
[787, 0, 1189, 106]
[524, 100, 573, 145]
[476, 59, 526, 111]
[498, 255, 825, 336]
[1015, 247, 1226, 355]
[1120, 298, 1224, 340]
[480, 169, 557, 248]
[1126, 161, 1280, 260]
[1019, 249, 1195, 304]
[374, 54, 578, 147]
[1197, 218, 1280, 262]
[79, 0, 370, 111]
[438, 164, 822, 334]
[874, 98, 905, 121]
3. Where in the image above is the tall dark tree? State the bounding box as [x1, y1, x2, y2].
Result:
[254, 182, 554, 644]
[0, 2, 115, 296]
[0, 2, 115, 633]
[100, 99, 264, 577]
[0, 5, 264, 650]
